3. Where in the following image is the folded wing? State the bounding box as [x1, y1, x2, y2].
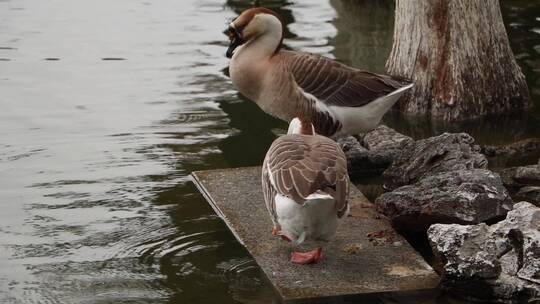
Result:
[283, 51, 411, 107]
[262, 134, 349, 223]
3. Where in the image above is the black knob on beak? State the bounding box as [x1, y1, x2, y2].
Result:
[226, 26, 244, 58]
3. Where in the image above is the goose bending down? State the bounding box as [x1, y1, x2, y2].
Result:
[262, 118, 350, 264]
[226, 7, 413, 137]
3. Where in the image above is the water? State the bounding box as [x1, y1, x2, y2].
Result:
[0, 1, 538, 303]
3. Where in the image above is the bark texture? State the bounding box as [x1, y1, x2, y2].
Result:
[386, 0, 529, 121]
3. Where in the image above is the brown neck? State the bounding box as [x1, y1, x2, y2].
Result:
[299, 120, 313, 135]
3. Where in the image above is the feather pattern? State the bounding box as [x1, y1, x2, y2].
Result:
[262, 51, 411, 136]
[262, 134, 349, 227]
[281, 51, 410, 108]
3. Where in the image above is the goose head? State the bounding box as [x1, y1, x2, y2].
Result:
[226, 7, 283, 58]
[288, 117, 316, 135]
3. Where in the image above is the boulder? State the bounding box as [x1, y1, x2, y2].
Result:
[338, 125, 413, 179]
[382, 133, 488, 190]
[498, 161, 540, 206]
[361, 125, 414, 152]
[428, 202, 540, 303]
[375, 169, 512, 232]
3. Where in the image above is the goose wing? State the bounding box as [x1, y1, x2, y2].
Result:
[262, 134, 349, 221]
[283, 51, 411, 107]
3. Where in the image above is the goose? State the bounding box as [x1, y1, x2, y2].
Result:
[226, 7, 413, 137]
[262, 117, 349, 264]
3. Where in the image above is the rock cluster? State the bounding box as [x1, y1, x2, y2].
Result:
[374, 132, 511, 231]
[342, 126, 539, 302]
[428, 202, 540, 303]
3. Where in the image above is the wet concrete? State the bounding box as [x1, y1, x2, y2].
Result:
[192, 167, 439, 302]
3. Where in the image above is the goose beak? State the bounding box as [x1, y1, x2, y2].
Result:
[226, 26, 244, 58]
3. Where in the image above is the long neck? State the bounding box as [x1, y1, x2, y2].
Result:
[230, 16, 282, 100]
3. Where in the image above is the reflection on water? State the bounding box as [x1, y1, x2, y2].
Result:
[0, 0, 538, 303]
[330, 0, 394, 72]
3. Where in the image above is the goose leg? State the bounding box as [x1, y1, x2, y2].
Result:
[291, 247, 322, 264]
[272, 227, 292, 242]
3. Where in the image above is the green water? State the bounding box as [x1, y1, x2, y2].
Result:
[0, 0, 538, 303]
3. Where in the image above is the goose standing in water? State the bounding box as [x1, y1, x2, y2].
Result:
[262, 118, 349, 264]
[226, 7, 413, 137]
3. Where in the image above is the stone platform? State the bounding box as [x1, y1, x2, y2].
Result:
[191, 167, 439, 302]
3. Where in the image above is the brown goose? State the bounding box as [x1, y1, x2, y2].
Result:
[226, 7, 413, 137]
[262, 118, 349, 264]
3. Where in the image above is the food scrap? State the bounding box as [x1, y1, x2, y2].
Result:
[366, 229, 396, 246]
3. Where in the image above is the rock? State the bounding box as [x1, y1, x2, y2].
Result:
[481, 138, 540, 158]
[338, 135, 364, 153]
[481, 138, 540, 168]
[383, 133, 488, 190]
[428, 202, 540, 303]
[338, 136, 388, 178]
[375, 169, 513, 232]
[499, 167, 526, 193]
[361, 125, 414, 152]
[338, 126, 413, 179]
[498, 162, 540, 206]
[516, 187, 540, 205]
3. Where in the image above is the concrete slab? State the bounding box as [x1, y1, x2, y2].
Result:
[191, 167, 439, 302]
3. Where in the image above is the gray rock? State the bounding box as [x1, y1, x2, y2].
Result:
[499, 162, 540, 206]
[338, 136, 387, 178]
[361, 125, 414, 152]
[516, 187, 540, 205]
[375, 169, 513, 232]
[338, 125, 413, 179]
[428, 202, 540, 303]
[481, 138, 540, 168]
[482, 138, 540, 158]
[499, 167, 526, 193]
[382, 133, 488, 190]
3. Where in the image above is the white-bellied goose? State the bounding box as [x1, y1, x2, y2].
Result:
[226, 7, 413, 137]
[262, 118, 350, 264]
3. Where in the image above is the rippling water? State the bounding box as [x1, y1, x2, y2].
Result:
[0, 0, 539, 303]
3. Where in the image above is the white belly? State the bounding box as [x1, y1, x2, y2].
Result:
[274, 193, 338, 244]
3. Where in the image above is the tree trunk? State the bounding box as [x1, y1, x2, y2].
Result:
[385, 0, 529, 121]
